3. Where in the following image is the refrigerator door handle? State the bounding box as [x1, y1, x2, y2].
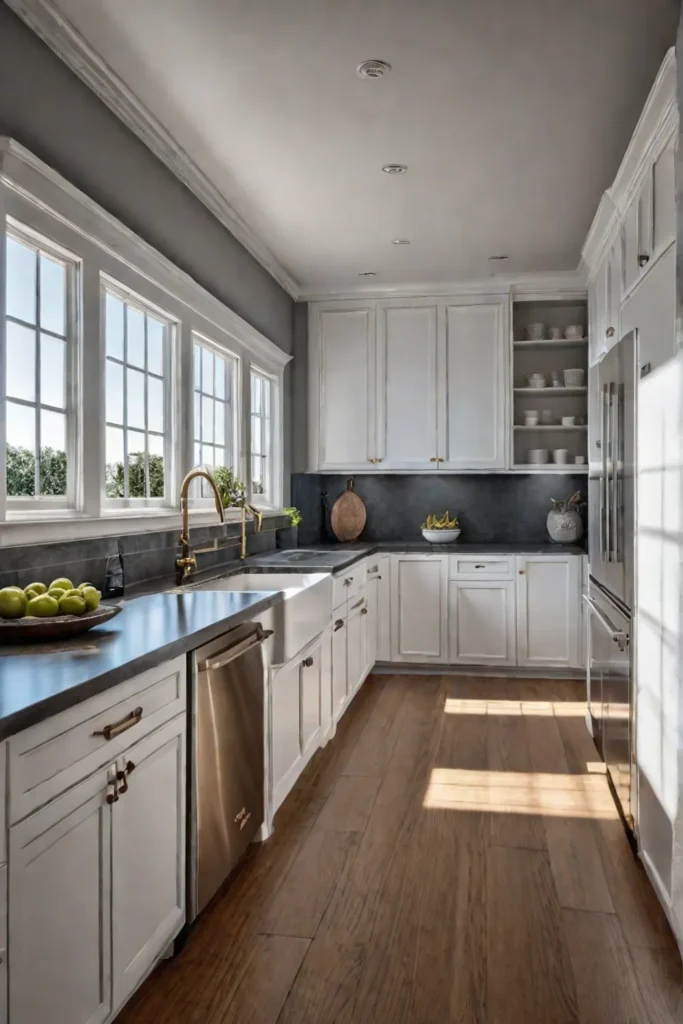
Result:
[600, 383, 610, 562]
[583, 594, 630, 651]
[609, 381, 620, 565]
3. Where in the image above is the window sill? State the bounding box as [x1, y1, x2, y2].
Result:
[0, 506, 285, 546]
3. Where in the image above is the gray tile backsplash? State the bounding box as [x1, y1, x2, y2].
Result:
[292, 474, 587, 545]
[0, 514, 288, 593]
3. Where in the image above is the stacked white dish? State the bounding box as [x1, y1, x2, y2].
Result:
[528, 449, 549, 464]
[527, 373, 546, 389]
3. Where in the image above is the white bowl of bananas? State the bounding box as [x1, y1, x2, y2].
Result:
[421, 512, 461, 544]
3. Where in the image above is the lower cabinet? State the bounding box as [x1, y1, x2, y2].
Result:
[346, 594, 367, 697]
[448, 579, 516, 665]
[271, 634, 324, 813]
[331, 612, 348, 720]
[516, 555, 581, 668]
[365, 575, 379, 675]
[390, 554, 448, 663]
[8, 713, 186, 1024]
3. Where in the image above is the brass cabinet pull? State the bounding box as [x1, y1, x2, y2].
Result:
[302, 656, 314, 668]
[115, 760, 136, 795]
[429, 457, 438, 462]
[94, 707, 143, 741]
[334, 618, 345, 632]
[519, 569, 525, 575]
[106, 781, 119, 805]
[438, 457, 445, 463]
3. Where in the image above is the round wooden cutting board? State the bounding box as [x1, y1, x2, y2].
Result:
[330, 479, 366, 542]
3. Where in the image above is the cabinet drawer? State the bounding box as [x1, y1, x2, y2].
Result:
[9, 657, 186, 824]
[333, 562, 367, 608]
[449, 555, 514, 580]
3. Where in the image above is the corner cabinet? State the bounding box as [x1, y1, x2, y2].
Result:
[309, 295, 508, 472]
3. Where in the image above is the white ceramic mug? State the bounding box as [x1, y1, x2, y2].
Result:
[561, 416, 576, 426]
[552, 449, 569, 465]
[528, 449, 549, 465]
[574, 455, 586, 465]
[524, 413, 539, 426]
[549, 327, 563, 340]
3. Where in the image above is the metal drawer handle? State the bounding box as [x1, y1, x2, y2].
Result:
[94, 707, 143, 741]
[115, 760, 136, 795]
[474, 564, 486, 569]
[302, 656, 314, 668]
[334, 618, 344, 631]
[583, 594, 629, 652]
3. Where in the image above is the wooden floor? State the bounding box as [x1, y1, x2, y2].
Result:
[118, 675, 683, 1024]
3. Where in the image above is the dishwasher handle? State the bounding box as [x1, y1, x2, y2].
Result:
[199, 627, 273, 672]
[583, 594, 629, 652]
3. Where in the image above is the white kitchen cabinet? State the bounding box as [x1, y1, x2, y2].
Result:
[112, 716, 185, 1011]
[365, 573, 379, 675]
[376, 300, 439, 468]
[624, 173, 654, 298]
[440, 299, 507, 469]
[346, 594, 367, 696]
[448, 579, 516, 665]
[9, 766, 113, 1024]
[621, 243, 675, 375]
[374, 555, 391, 662]
[391, 554, 448, 663]
[516, 555, 581, 668]
[300, 638, 323, 760]
[320, 625, 334, 742]
[310, 303, 375, 470]
[652, 134, 676, 256]
[331, 613, 348, 720]
[270, 657, 302, 810]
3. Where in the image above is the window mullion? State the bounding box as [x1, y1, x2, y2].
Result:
[34, 249, 41, 496]
[81, 263, 102, 517]
[0, 199, 7, 521]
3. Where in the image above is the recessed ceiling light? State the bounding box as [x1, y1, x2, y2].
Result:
[358, 271, 377, 277]
[488, 254, 509, 261]
[382, 164, 407, 175]
[357, 59, 392, 79]
[392, 238, 411, 245]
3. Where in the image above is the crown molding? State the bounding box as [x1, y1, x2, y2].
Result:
[300, 270, 586, 303]
[0, 136, 292, 371]
[582, 47, 677, 277]
[4, 0, 301, 299]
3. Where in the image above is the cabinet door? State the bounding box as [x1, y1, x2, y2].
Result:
[390, 554, 448, 663]
[300, 638, 323, 760]
[320, 626, 333, 739]
[312, 304, 375, 469]
[653, 135, 675, 256]
[365, 576, 379, 676]
[375, 556, 391, 662]
[112, 716, 185, 1012]
[346, 596, 366, 696]
[623, 195, 640, 296]
[331, 615, 348, 721]
[376, 301, 439, 468]
[9, 769, 113, 1024]
[516, 556, 581, 668]
[440, 300, 506, 469]
[271, 658, 302, 804]
[449, 580, 516, 665]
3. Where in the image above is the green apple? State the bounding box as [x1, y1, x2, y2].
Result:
[24, 582, 47, 596]
[59, 593, 86, 616]
[50, 577, 74, 593]
[80, 586, 101, 612]
[26, 595, 59, 618]
[0, 588, 27, 619]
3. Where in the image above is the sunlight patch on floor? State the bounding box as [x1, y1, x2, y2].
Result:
[423, 767, 619, 819]
[444, 697, 588, 719]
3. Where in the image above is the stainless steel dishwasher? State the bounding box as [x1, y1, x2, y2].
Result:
[189, 621, 272, 920]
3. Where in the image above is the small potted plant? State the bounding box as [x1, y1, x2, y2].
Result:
[212, 467, 246, 509]
[278, 507, 303, 549]
[421, 511, 461, 544]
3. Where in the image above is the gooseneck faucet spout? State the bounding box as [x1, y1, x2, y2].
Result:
[176, 467, 225, 583]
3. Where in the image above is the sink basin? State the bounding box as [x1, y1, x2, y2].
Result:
[182, 571, 332, 664]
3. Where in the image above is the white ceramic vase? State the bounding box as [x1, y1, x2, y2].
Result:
[546, 507, 583, 544]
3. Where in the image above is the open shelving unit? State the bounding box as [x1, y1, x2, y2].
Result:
[511, 298, 589, 472]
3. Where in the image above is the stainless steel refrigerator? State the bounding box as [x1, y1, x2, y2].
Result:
[586, 329, 636, 830]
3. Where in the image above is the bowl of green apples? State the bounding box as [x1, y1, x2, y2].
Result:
[0, 578, 121, 643]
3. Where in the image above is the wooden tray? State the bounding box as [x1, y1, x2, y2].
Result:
[0, 604, 122, 645]
[330, 479, 367, 543]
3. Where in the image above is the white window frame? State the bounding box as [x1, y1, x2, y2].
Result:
[101, 275, 176, 510]
[3, 220, 81, 512]
[248, 365, 282, 510]
[0, 137, 291, 545]
[191, 331, 240, 503]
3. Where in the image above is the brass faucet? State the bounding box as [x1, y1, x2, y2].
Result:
[241, 501, 262, 560]
[176, 468, 225, 583]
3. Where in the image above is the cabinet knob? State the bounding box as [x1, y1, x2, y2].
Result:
[638, 254, 650, 268]
[519, 569, 525, 575]
[344, 577, 353, 586]
[361, 607, 368, 615]
[302, 656, 314, 668]
[437, 457, 445, 463]
[334, 618, 345, 631]
[606, 326, 615, 338]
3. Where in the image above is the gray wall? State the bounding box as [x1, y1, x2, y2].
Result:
[0, 3, 294, 480]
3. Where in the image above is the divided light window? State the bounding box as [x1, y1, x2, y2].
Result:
[4, 228, 76, 505]
[250, 369, 274, 503]
[104, 282, 173, 502]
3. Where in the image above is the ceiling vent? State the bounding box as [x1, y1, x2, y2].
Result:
[382, 164, 408, 175]
[357, 60, 392, 79]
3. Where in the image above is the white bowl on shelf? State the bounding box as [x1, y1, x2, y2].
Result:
[563, 368, 585, 387]
[527, 374, 547, 389]
[422, 528, 461, 544]
[528, 449, 550, 465]
[526, 323, 545, 340]
[565, 325, 585, 340]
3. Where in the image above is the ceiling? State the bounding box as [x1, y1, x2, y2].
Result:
[44, 0, 679, 294]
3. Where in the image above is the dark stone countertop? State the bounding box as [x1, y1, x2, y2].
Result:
[0, 589, 283, 741]
[246, 541, 586, 573]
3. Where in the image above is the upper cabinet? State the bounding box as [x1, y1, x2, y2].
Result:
[440, 300, 506, 469]
[376, 300, 439, 469]
[309, 295, 507, 473]
[652, 135, 676, 256]
[310, 303, 376, 470]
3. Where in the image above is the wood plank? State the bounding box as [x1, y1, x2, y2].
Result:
[487, 845, 578, 1024]
[342, 675, 407, 777]
[629, 945, 683, 1024]
[259, 828, 359, 938]
[314, 775, 381, 833]
[210, 934, 309, 1024]
[563, 909, 650, 1024]
[487, 696, 547, 851]
[524, 702, 614, 914]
